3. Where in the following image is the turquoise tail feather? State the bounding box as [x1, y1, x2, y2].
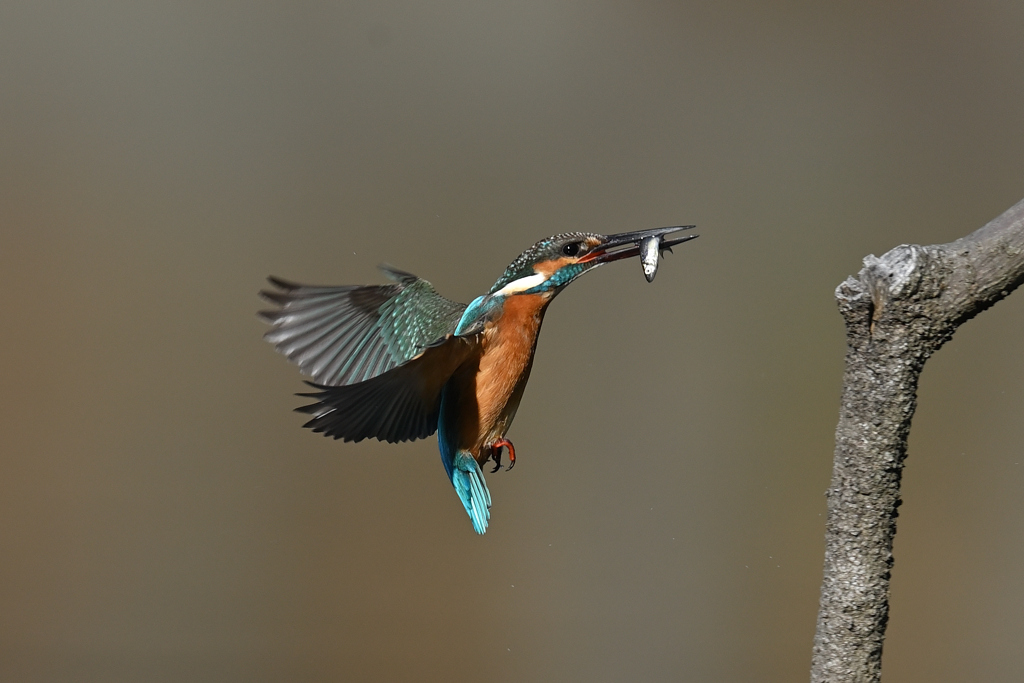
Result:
[451, 451, 491, 534]
[438, 382, 491, 533]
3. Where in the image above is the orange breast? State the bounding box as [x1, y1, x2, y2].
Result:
[456, 293, 549, 458]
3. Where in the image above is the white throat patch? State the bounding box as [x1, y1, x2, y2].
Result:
[494, 272, 546, 296]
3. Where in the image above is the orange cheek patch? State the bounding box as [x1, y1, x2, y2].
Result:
[533, 257, 573, 277]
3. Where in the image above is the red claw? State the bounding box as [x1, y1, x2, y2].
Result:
[488, 438, 516, 472]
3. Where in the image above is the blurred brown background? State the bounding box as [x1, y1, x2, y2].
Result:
[2, 2, 1023, 681]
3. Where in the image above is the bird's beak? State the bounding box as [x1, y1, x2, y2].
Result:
[582, 225, 698, 264]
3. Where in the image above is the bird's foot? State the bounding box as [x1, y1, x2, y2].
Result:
[488, 438, 516, 473]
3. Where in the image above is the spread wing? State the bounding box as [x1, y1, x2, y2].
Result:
[295, 333, 481, 443]
[259, 266, 467, 386]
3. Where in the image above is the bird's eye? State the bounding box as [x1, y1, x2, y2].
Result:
[561, 242, 582, 257]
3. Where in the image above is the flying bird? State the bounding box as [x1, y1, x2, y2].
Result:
[260, 226, 697, 533]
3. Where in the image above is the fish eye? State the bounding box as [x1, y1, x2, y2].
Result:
[561, 242, 582, 257]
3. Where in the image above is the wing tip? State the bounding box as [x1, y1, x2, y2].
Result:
[377, 264, 418, 282]
[266, 275, 300, 290]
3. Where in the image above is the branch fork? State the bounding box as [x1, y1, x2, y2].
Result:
[812, 198, 1024, 683]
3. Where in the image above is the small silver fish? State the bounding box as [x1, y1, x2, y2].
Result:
[640, 235, 660, 282]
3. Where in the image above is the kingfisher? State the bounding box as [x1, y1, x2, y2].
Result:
[260, 226, 697, 534]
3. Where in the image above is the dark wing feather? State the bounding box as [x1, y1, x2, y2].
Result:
[259, 266, 467, 386]
[294, 333, 480, 443]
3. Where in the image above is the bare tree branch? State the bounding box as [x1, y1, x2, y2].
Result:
[811, 198, 1024, 682]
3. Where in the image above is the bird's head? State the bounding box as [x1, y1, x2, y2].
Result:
[489, 226, 697, 297]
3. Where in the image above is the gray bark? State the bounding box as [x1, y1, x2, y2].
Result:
[811, 197, 1024, 682]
